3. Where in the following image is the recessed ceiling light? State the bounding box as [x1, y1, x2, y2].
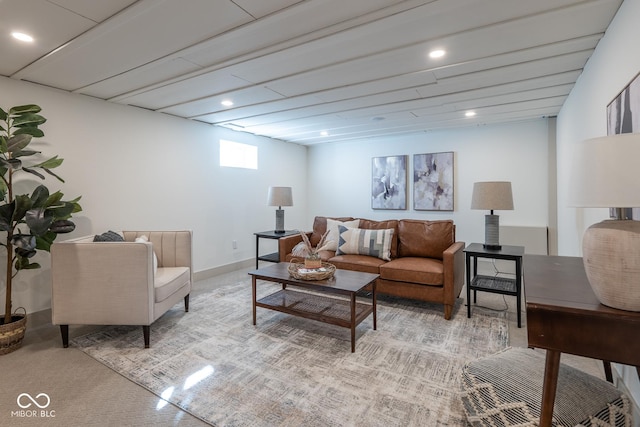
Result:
[221, 100, 233, 107]
[320, 131, 329, 137]
[12, 32, 34, 43]
[465, 111, 477, 117]
[429, 49, 445, 59]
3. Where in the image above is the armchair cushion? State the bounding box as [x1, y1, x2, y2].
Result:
[154, 267, 191, 303]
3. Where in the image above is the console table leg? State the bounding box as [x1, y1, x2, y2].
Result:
[252, 277, 257, 325]
[351, 294, 356, 353]
[540, 350, 561, 427]
[372, 281, 377, 330]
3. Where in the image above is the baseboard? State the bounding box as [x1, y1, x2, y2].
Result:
[194, 258, 255, 281]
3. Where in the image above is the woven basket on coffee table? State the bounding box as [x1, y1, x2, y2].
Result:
[288, 259, 336, 281]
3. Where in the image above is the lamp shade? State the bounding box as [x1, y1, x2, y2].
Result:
[267, 186, 293, 207]
[569, 134, 640, 208]
[471, 182, 514, 211]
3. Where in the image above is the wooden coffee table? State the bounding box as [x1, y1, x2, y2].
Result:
[249, 263, 379, 352]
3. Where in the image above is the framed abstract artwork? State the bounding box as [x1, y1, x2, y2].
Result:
[371, 155, 407, 210]
[413, 151, 454, 211]
[607, 71, 640, 219]
[607, 71, 640, 135]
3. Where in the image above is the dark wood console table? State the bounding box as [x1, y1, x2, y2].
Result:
[524, 254, 640, 427]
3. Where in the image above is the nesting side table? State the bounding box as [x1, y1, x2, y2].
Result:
[464, 243, 524, 327]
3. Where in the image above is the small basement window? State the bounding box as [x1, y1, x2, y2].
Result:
[219, 139, 257, 169]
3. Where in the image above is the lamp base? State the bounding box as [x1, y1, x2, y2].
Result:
[275, 209, 285, 233]
[483, 244, 502, 251]
[582, 219, 640, 311]
[484, 214, 501, 250]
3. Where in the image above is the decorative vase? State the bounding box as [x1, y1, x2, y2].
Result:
[0, 309, 27, 355]
[582, 219, 640, 311]
[304, 253, 322, 269]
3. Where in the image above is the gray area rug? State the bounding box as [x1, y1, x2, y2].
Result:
[72, 281, 508, 426]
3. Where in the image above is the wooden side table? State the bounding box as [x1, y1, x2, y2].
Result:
[525, 254, 640, 426]
[465, 243, 524, 327]
[254, 230, 298, 269]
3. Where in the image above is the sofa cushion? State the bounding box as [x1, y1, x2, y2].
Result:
[310, 216, 354, 247]
[328, 254, 386, 274]
[359, 219, 399, 258]
[154, 266, 191, 303]
[325, 218, 360, 251]
[336, 226, 394, 261]
[398, 219, 454, 260]
[379, 257, 444, 286]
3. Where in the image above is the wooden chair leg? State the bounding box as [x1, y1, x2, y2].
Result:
[184, 294, 190, 312]
[143, 325, 150, 348]
[60, 325, 69, 348]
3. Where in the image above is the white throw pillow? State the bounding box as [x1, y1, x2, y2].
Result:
[325, 218, 360, 251]
[135, 235, 158, 275]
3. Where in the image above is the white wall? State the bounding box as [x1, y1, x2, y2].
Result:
[306, 119, 551, 247]
[556, 0, 640, 418]
[0, 77, 307, 314]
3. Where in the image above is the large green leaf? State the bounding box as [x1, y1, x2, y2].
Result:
[48, 201, 76, 219]
[25, 208, 54, 236]
[49, 219, 75, 234]
[13, 127, 44, 138]
[0, 106, 7, 121]
[12, 234, 36, 252]
[35, 156, 63, 169]
[36, 231, 58, 251]
[13, 113, 46, 128]
[9, 105, 41, 115]
[15, 256, 41, 271]
[13, 195, 33, 223]
[21, 167, 45, 180]
[7, 134, 32, 153]
[30, 185, 50, 207]
[0, 202, 15, 231]
[43, 168, 65, 183]
[13, 150, 40, 158]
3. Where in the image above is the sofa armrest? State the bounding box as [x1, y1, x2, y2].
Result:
[278, 232, 306, 262]
[443, 241, 466, 305]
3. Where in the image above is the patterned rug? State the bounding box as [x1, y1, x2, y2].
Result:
[72, 281, 508, 426]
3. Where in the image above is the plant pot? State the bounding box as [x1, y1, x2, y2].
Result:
[304, 253, 322, 269]
[0, 309, 27, 355]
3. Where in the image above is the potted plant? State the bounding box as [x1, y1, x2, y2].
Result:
[0, 104, 81, 354]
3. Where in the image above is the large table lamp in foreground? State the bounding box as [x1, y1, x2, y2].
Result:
[267, 186, 293, 233]
[570, 133, 640, 312]
[471, 181, 514, 250]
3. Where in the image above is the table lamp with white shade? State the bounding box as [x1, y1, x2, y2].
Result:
[569, 133, 640, 311]
[471, 181, 514, 250]
[267, 186, 293, 233]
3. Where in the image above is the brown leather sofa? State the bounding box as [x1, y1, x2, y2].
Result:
[279, 216, 465, 319]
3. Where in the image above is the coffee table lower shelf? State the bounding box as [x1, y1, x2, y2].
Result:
[256, 289, 374, 352]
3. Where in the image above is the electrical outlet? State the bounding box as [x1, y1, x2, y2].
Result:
[232, 240, 237, 249]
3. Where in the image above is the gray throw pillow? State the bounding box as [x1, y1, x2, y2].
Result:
[93, 230, 124, 242]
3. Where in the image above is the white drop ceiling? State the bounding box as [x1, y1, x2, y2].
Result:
[1, 0, 623, 145]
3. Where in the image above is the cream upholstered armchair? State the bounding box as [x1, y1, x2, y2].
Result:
[51, 230, 192, 348]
